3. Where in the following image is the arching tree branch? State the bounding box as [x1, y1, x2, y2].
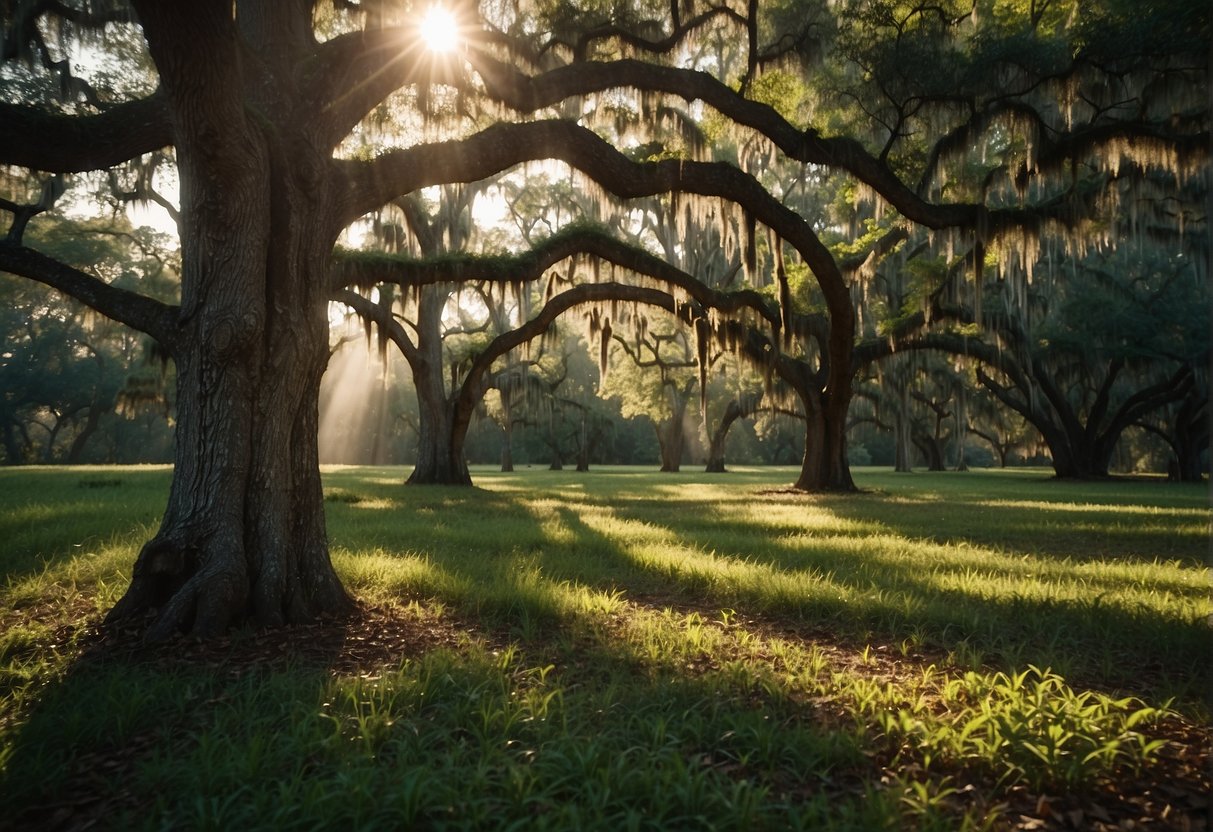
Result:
[0, 240, 181, 351]
[0, 94, 172, 173]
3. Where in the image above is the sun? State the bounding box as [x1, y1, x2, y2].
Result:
[419, 5, 459, 53]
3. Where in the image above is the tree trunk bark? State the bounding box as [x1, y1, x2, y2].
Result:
[1037, 419, 1111, 479]
[705, 399, 742, 473]
[106, 6, 353, 636]
[406, 288, 472, 486]
[657, 417, 683, 472]
[788, 363, 855, 491]
[408, 385, 472, 485]
[1171, 400, 1207, 482]
[108, 249, 353, 637]
[915, 434, 946, 471]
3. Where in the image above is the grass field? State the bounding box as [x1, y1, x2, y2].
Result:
[0, 465, 1208, 830]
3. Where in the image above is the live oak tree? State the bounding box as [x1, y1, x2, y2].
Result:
[338, 185, 499, 485]
[971, 249, 1207, 479]
[605, 323, 703, 472]
[878, 243, 1209, 479]
[335, 220, 777, 479]
[1134, 388, 1209, 482]
[703, 361, 765, 473]
[339, 170, 623, 483]
[1, 0, 1203, 636]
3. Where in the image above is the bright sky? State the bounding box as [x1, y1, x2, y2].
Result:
[419, 5, 460, 53]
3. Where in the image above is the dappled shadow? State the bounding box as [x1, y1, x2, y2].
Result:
[607, 480, 1207, 567]
[2, 466, 1208, 829]
[0, 599, 496, 830]
[3, 581, 1207, 831]
[323, 470, 1209, 707]
[0, 595, 914, 829]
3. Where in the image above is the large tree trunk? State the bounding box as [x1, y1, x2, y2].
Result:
[1034, 418, 1111, 479]
[406, 287, 472, 486]
[1161, 389, 1207, 482]
[791, 378, 856, 491]
[107, 228, 352, 636]
[806, 254, 858, 492]
[66, 401, 105, 464]
[1039, 430, 1110, 479]
[408, 384, 472, 485]
[106, 2, 351, 637]
[914, 433, 946, 471]
[705, 399, 743, 473]
[657, 417, 684, 472]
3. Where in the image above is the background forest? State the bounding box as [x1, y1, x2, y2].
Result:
[2, 181, 1205, 478]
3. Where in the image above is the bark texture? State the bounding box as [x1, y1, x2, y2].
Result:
[106, 2, 352, 636]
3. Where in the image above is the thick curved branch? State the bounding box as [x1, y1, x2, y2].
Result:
[466, 53, 1206, 233]
[0, 94, 172, 173]
[340, 119, 851, 396]
[867, 330, 1035, 400]
[306, 27, 434, 150]
[455, 281, 684, 415]
[332, 288, 422, 367]
[330, 224, 778, 327]
[464, 54, 975, 227]
[1084, 357, 1124, 439]
[551, 6, 747, 63]
[0, 241, 180, 351]
[1104, 364, 1195, 440]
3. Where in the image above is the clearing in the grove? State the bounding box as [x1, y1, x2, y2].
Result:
[0, 466, 1208, 830]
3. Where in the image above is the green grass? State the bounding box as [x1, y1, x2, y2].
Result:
[0, 465, 1208, 830]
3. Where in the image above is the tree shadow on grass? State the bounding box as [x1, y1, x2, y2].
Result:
[0, 600, 909, 831]
[364, 483, 1208, 708]
[3, 482, 1208, 830]
[2, 469, 1207, 829]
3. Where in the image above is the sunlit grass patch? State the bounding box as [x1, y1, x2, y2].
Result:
[0, 465, 1208, 830]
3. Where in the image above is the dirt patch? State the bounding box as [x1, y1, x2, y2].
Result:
[55, 600, 493, 678]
